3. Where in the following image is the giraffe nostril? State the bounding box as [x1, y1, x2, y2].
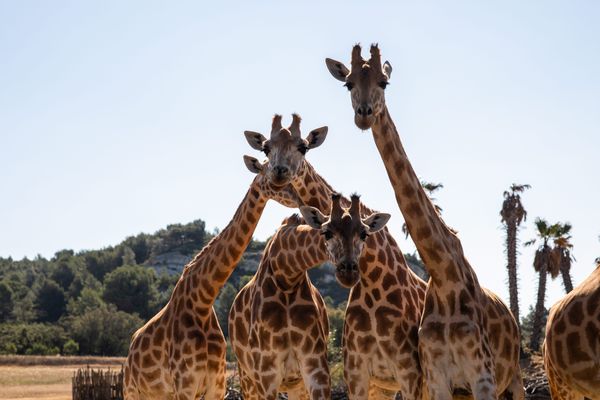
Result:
[367, 107, 373, 115]
[274, 166, 288, 176]
[357, 108, 363, 116]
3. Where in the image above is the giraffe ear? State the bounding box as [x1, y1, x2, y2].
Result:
[244, 131, 267, 151]
[383, 61, 392, 79]
[305, 126, 328, 150]
[363, 212, 391, 233]
[243, 155, 263, 174]
[325, 58, 350, 82]
[299, 206, 328, 230]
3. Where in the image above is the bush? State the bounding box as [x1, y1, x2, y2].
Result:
[63, 339, 79, 355]
[70, 305, 143, 356]
[0, 323, 67, 355]
[25, 342, 60, 355]
[0, 342, 17, 355]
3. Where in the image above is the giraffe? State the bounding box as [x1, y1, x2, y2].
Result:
[543, 262, 600, 400]
[325, 44, 524, 400]
[229, 194, 392, 400]
[123, 155, 304, 400]
[245, 115, 428, 400]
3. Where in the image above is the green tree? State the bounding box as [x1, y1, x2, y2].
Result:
[67, 288, 105, 316]
[238, 274, 254, 290]
[121, 246, 137, 266]
[51, 257, 76, 292]
[551, 224, 575, 293]
[103, 265, 158, 319]
[525, 218, 563, 351]
[11, 292, 37, 322]
[214, 283, 237, 338]
[35, 280, 66, 322]
[70, 305, 143, 355]
[122, 234, 153, 264]
[500, 183, 530, 326]
[154, 220, 207, 256]
[0, 281, 14, 322]
[63, 339, 79, 355]
[327, 303, 345, 361]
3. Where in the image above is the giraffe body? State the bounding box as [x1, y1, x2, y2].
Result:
[544, 264, 600, 400]
[326, 45, 524, 400]
[246, 116, 429, 399]
[342, 225, 426, 400]
[229, 215, 330, 400]
[124, 164, 299, 400]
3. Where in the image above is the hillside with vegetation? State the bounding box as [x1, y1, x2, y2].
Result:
[0, 219, 427, 357]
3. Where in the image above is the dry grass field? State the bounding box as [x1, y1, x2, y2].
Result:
[0, 356, 124, 400]
[0, 355, 550, 400]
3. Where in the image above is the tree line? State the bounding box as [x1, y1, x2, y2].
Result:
[0, 218, 413, 357]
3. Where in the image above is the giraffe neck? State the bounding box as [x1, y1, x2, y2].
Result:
[173, 178, 268, 309]
[295, 161, 377, 215]
[265, 216, 328, 291]
[293, 161, 335, 211]
[371, 105, 468, 287]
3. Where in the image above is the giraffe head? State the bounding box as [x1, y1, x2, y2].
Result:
[244, 114, 328, 187]
[325, 44, 392, 130]
[300, 193, 390, 287]
[243, 155, 300, 208]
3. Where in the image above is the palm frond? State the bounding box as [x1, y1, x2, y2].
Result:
[524, 239, 537, 247]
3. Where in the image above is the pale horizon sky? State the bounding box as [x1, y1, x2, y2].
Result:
[1, 1, 599, 314]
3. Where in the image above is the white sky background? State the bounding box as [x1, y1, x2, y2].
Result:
[1, 1, 599, 314]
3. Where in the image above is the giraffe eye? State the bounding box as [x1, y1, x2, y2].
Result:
[323, 230, 333, 240]
[360, 231, 369, 241]
[263, 146, 270, 156]
[378, 81, 388, 89]
[344, 82, 354, 91]
[298, 144, 307, 155]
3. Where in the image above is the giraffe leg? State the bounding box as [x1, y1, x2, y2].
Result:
[204, 356, 227, 400]
[499, 368, 524, 400]
[238, 366, 260, 400]
[255, 369, 283, 400]
[367, 381, 397, 400]
[298, 349, 330, 399]
[287, 386, 310, 400]
[123, 364, 140, 400]
[545, 360, 583, 400]
[345, 359, 370, 400]
[173, 367, 203, 400]
[422, 369, 452, 400]
[470, 371, 497, 400]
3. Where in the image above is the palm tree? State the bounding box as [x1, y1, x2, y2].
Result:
[551, 223, 574, 293]
[525, 218, 561, 352]
[500, 183, 530, 325]
[402, 181, 444, 239]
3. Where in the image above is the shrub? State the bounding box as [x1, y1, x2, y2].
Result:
[25, 342, 60, 355]
[63, 339, 79, 355]
[0, 342, 17, 355]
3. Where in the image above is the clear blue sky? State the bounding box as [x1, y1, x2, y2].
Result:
[1, 1, 598, 313]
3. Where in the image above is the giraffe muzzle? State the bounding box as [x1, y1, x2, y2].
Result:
[335, 261, 360, 288]
[269, 167, 291, 187]
[354, 113, 375, 131]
